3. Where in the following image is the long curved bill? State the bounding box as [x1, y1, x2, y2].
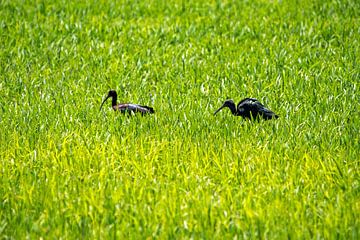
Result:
[214, 104, 225, 115]
[100, 95, 110, 111]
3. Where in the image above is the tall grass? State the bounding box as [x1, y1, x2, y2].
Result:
[1, 0, 359, 238]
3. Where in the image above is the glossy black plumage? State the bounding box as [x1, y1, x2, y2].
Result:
[100, 90, 154, 115]
[214, 98, 278, 120]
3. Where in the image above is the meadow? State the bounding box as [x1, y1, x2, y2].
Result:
[1, 0, 359, 238]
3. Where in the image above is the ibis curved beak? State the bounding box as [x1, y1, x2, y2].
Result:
[214, 104, 225, 115]
[100, 95, 110, 111]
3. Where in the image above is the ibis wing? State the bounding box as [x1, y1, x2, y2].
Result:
[115, 103, 154, 114]
[237, 98, 262, 109]
[258, 106, 278, 119]
[237, 98, 278, 120]
[133, 104, 154, 114]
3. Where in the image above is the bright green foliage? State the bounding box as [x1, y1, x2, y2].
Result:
[1, 0, 359, 239]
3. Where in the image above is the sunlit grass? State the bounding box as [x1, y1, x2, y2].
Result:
[1, 0, 359, 238]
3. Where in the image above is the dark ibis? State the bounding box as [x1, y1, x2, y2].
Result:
[100, 90, 154, 115]
[214, 98, 278, 120]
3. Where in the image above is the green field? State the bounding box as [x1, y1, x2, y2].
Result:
[1, 0, 359, 238]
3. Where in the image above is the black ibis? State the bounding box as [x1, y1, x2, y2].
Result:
[214, 98, 278, 120]
[100, 90, 154, 115]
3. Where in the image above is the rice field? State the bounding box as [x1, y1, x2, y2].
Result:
[0, 0, 359, 238]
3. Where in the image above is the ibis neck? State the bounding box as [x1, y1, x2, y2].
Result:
[111, 96, 117, 107]
[228, 103, 237, 115]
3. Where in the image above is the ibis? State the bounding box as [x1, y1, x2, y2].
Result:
[100, 90, 154, 115]
[214, 98, 278, 120]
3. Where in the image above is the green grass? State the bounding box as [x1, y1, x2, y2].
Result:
[1, 0, 359, 238]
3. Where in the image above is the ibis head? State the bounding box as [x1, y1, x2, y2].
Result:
[214, 99, 237, 115]
[100, 90, 118, 110]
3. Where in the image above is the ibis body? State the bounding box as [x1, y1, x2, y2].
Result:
[100, 90, 154, 115]
[214, 98, 278, 120]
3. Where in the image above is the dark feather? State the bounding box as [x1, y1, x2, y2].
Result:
[100, 90, 155, 115]
[114, 103, 154, 114]
[214, 98, 278, 120]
